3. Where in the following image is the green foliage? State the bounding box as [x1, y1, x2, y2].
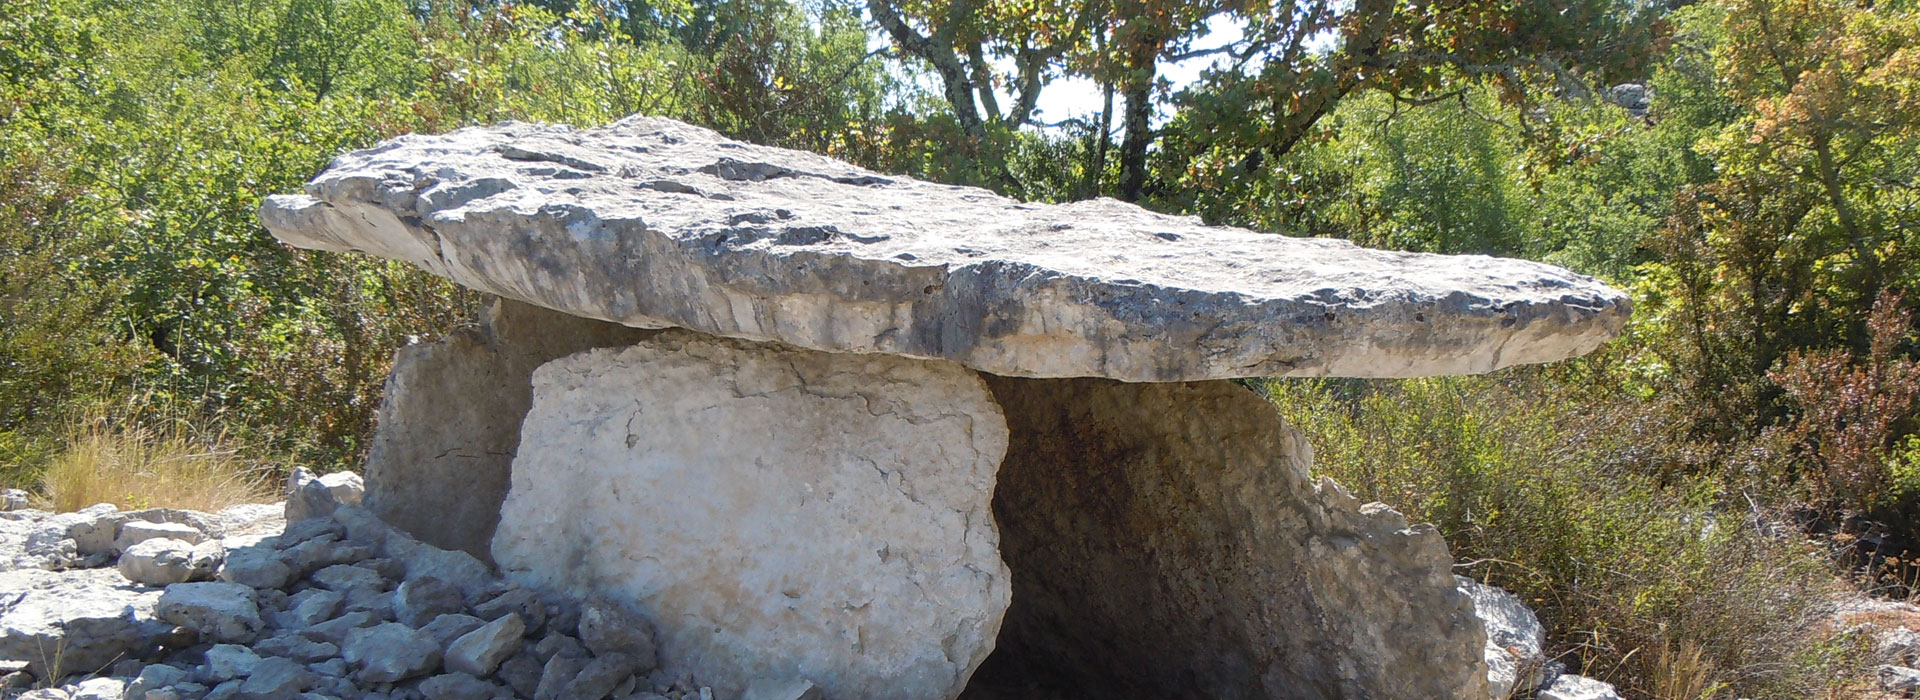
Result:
[1644, 0, 1920, 436]
[0, 0, 907, 477]
[1265, 372, 1865, 698]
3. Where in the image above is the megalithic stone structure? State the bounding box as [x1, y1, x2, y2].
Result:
[261, 115, 1629, 700]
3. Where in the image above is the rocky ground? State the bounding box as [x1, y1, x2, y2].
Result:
[6, 465, 1919, 700]
[0, 471, 819, 700]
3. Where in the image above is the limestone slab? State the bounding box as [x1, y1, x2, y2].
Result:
[491, 330, 1010, 700]
[261, 116, 1629, 382]
[974, 376, 1488, 699]
[0, 567, 174, 678]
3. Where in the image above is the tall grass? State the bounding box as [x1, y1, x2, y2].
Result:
[1263, 370, 1871, 699]
[36, 418, 277, 513]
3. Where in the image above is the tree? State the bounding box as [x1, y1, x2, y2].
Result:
[867, 0, 1099, 142]
[1647, 0, 1920, 434]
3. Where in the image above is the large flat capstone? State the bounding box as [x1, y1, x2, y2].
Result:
[491, 330, 1010, 700]
[261, 116, 1628, 382]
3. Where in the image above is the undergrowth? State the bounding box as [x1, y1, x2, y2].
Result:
[1264, 369, 1875, 699]
[33, 408, 277, 513]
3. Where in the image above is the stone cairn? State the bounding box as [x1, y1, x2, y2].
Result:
[0, 115, 1639, 700]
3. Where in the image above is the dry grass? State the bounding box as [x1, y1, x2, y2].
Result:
[1649, 640, 1723, 700]
[36, 419, 277, 513]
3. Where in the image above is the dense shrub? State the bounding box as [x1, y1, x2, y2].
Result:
[1264, 371, 1867, 698]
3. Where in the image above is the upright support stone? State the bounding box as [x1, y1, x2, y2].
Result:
[492, 331, 1011, 700]
[362, 298, 651, 561]
[975, 376, 1489, 700]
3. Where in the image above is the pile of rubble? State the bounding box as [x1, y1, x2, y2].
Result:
[0, 474, 819, 700]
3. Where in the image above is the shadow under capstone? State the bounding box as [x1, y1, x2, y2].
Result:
[960, 375, 1484, 700]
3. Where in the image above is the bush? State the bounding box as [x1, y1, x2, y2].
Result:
[1767, 292, 1920, 516]
[1263, 370, 1869, 698]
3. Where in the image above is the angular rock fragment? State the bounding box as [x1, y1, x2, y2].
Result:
[533, 654, 584, 700]
[394, 577, 466, 627]
[300, 610, 381, 645]
[419, 613, 487, 651]
[118, 538, 220, 586]
[342, 622, 441, 683]
[261, 116, 1628, 384]
[115, 521, 206, 551]
[492, 331, 1009, 700]
[420, 671, 507, 700]
[280, 589, 345, 629]
[576, 597, 653, 666]
[1539, 673, 1627, 700]
[219, 546, 294, 590]
[21, 504, 120, 569]
[975, 376, 1487, 699]
[156, 581, 265, 644]
[67, 677, 125, 700]
[311, 564, 386, 595]
[206, 643, 263, 681]
[238, 656, 316, 699]
[285, 469, 364, 524]
[444, 613, 524, 677]
[1459, 576, 1549, 699]
[562, 652, 637, 700]
[127, 664, 191, 698]
[254, 633, 340, 662]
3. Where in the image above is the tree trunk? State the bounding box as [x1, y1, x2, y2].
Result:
[1119, 73, 1153, 202]
[1089, 81, 1114, 198]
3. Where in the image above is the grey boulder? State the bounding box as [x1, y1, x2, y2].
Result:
[260, 116, 1628, 383]
[393, 576, 465, 627]
[1457, 576, 1549, 699]
[205, 643, 263, 681]
[114, 521, 206, 552]
[1538, 674, 1626, 700]
[285, 469, 364, 524]
[576, 597, 653, 665]
[0, 567, 174, 677]
[238, 656, 315, 699]
[218, 546, 294, 591]
[342, 622, 442, 683]
[118, 538, 222, 586]
[155, 581, 265, 644]
[443, 613, 524, 677]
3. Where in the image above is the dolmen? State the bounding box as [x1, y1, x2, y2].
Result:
[261, 115, 1629, 700]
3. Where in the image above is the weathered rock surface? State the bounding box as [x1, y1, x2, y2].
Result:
[973, 376, 1488, 699]
[1538, 673, 1626, 700]
[445, 613, 525, 677]
[1459, 576, 1550, 699]
[343, 622, 442, 683]
[116, 537, 221, 586]
[0, 567, 172, 677]
[360, 298, 651, 560]
[492, 330, 1011, 700]
[284, 468, 365, 524]
[260, 116, 1629, 383]
[156, 581, 265, 644]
